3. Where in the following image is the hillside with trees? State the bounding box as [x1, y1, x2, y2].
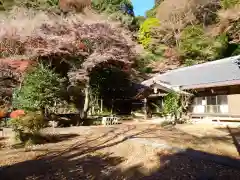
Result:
[139, 0, 240, 73]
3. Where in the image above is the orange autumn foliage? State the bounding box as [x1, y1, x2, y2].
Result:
[78, 42, 86, 50]
[59, 0, 91, 13]
[10, 110, 25, 119]
[0, 109, 7, 119]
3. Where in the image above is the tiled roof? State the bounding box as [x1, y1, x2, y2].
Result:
[142, 55, 240, 89]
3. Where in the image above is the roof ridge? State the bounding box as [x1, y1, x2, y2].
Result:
[181, 78, 240, 87]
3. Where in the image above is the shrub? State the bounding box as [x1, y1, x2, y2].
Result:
[12, 64, 65, 113]
[160, 120, 174, 127]
[8, 111, 46, 144]
[179, 25, 228, 64]
[9, 111, 45, 134]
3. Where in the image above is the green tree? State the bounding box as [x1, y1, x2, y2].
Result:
[155, 0, 162, 6]
[0, 0, 11, 10]
[92, 0, 135, 27]
[134, 46, 166, 73]
[179, 25, 228, 65]
[163, 92, 180, 119]
[145, 5, 158, 18]
[92, 0, 133, 13]
[138, 18, 160, 49]
[89, 66, 133, 108]
[12, 64, 65, 113]
[221, 0, 240, 9]
[232, 44, 240, 55]
[134, 16, 146, 27]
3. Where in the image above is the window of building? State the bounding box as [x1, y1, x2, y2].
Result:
[217, 95, 228, 105]
[207, 96, 217, 105]
[193, 97, 205, 105]
[192, 95, 228, 114]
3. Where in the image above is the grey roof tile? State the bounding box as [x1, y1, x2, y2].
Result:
[142, 55, 240, 88]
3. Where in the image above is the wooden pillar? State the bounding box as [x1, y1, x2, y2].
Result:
[144, 98, 147, 120]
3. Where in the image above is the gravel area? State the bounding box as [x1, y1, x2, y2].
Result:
[0, 123, 239, 180]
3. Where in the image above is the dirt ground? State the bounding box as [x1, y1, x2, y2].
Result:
[0, 123, 240, 180]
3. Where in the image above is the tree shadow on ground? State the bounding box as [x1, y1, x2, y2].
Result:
[39, 125, 239, 162]
[131, 129, 232, 142]
[142, 148, 240, 180]
[0, 148, 240, 180]
[127, 125, 237, 149]
[47, 125, 155, 158]
[227, 127, 240, 156]
[10, 133, 80, 149]
[43, 133, 80, 143]
[216, 126, 240, 156]
[1, 125, 240, 180]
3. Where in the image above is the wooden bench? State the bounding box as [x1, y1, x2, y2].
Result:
[48, 121, 59, 128]
[102, 116, 120, 125]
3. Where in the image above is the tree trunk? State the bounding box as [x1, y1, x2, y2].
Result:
[111, 99, 113, 115]
[80, 84, 90, 120]
[100, 98, 103, 113]
[144, 98, 147, 120]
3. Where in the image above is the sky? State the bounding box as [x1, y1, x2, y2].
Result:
[131, 0, 155, 16]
